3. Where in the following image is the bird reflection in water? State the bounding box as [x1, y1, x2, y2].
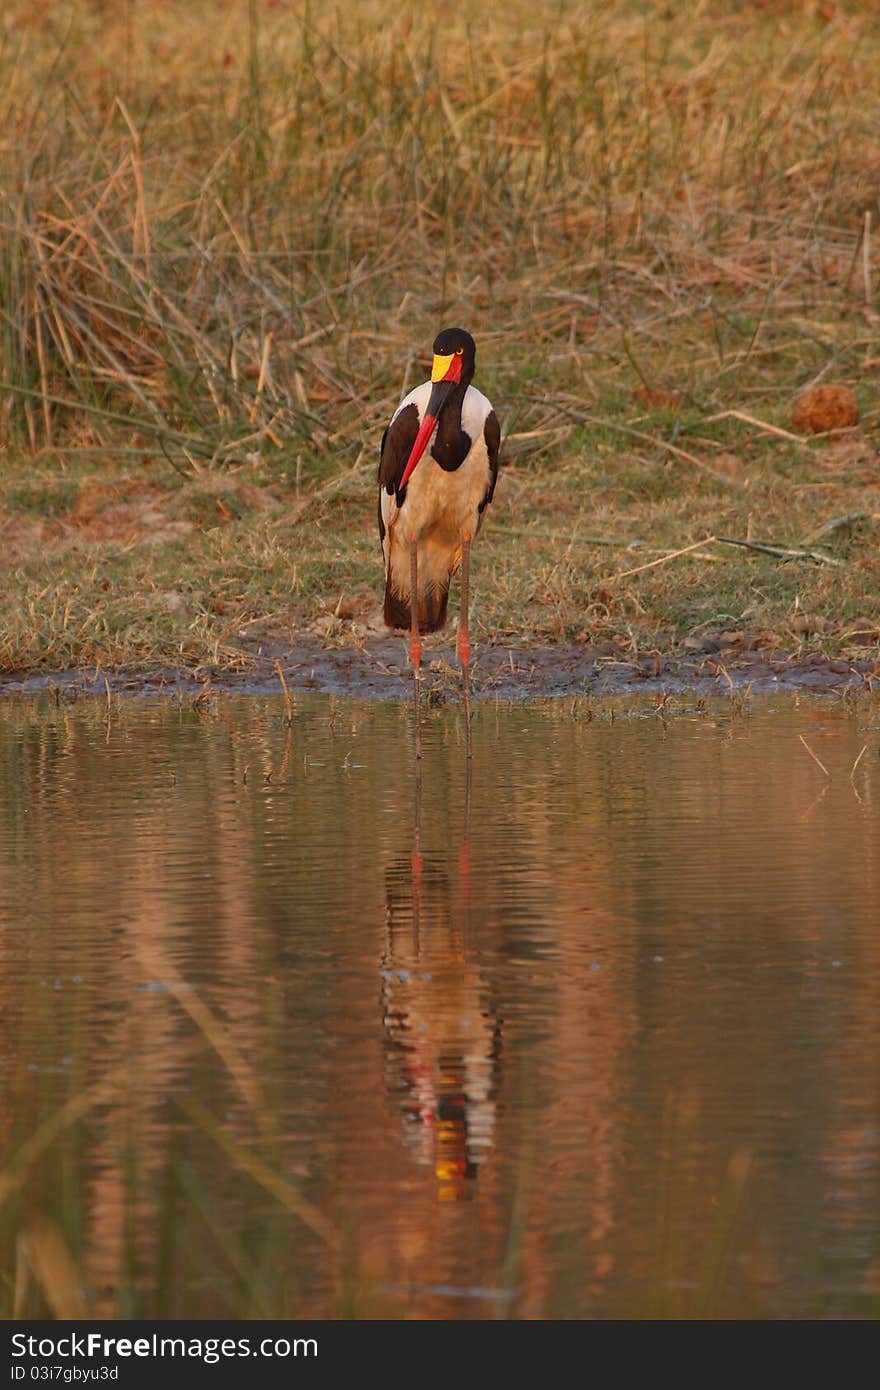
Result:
[380, 762, 501, 1200]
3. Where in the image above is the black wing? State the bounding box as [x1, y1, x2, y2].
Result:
[377, 402, 420, 543]
[478, 409, 501, 515]
[378, 403, 419, 493]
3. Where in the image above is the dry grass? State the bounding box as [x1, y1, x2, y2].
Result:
[1, 0, 879, 676]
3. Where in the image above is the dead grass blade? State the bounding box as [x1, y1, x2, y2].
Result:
[798, 734, 831, 779]
[716, 535, 843, 566]
[135, 944, 265, 1116]
[705, 410, 813, 448]
[607, 536, 718, 584]
[17, 1218, 87, 1320]
[182, 1095, 339, 1250]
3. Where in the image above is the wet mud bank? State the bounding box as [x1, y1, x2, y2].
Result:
[0, 637, 875, 701]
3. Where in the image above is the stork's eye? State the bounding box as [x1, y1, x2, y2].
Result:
[455, 347, 464, 355]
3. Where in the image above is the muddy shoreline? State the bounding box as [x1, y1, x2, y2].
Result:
[0, 636, 874, 701]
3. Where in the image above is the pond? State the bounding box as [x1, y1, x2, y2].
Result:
[1, 690, 878, 1319]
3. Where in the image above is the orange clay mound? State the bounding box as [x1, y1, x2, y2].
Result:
[791, 385, 858, 433]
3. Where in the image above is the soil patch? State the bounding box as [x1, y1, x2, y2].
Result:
[0, 637, 873, 701]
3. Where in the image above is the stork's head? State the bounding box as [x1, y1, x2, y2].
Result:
[429, 326, 476, 389]
[399, 328, 477, 490]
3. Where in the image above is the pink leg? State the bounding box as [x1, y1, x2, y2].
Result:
[410, 540, 422, 760]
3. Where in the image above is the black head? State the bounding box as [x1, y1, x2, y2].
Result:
[431, 327, 476, 387]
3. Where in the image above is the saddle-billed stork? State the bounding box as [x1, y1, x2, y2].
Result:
[378, 328, 500, 756]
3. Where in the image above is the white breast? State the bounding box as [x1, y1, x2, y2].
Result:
[392, 382, 494, 437]
[459, 385, 494, 439]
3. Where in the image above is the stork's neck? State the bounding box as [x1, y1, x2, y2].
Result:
[432, 378, 474, 471]
[436, 377, 469, 427]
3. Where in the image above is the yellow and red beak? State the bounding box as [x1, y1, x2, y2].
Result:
[398, 352, 463, 489]
[430, 351, 462, 386]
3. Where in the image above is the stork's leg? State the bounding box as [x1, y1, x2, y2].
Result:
[409, 539, 422, 760]
[458, 534, 473, 758]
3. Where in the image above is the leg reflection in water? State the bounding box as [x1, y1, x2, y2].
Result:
[380, 760, 501, 1201]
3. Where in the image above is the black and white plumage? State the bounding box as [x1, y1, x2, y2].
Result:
[378, 328, 500, 634]
[377, 327, 500, 757]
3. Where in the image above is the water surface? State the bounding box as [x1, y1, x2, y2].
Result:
[1, 691, 879, 1318]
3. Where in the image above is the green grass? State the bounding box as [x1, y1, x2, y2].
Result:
[1, 0, 879, 676]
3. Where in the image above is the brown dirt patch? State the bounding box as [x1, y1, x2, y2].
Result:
[0, 635, 875, 702]
[0, 479, 193, 562]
